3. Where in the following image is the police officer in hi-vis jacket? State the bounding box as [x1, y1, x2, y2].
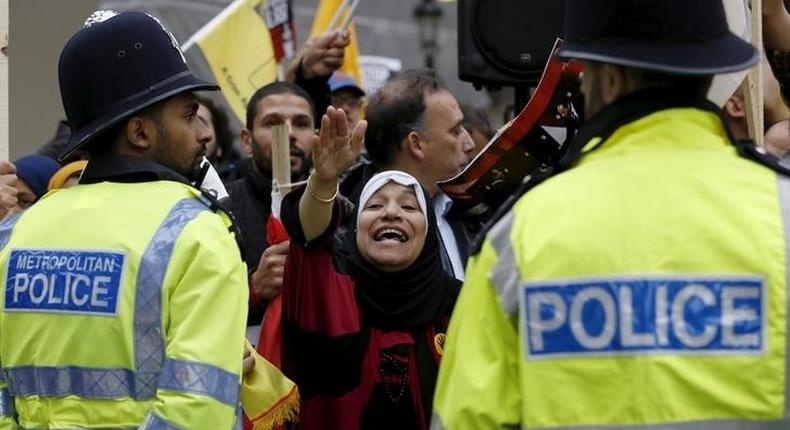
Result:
[431, 0, 790, 429]
[0, 11, 247, 429]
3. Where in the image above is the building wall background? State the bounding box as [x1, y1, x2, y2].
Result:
[9, 0, 99, 160]
[101, 0, 514, 131]
[10, 0, 514, 159]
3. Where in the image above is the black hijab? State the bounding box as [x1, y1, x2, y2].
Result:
[337, 171, 461, 330]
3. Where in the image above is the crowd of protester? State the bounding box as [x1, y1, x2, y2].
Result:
[4, 0, 790, 429]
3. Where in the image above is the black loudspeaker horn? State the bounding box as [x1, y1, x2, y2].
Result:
[458, 0, 565, 89]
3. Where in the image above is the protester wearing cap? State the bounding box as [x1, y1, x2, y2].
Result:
[329, 71, 366, 130]
[0, 11, 247, 430]
[0, 155, 60, 221]
[9, 154, 60, 211]
[431, 1, 790, 428]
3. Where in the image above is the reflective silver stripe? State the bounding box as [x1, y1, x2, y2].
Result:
[434, 417, 790, 430]
[139, 411, 184, 430]
[488, 211, 520, 316]
[233, 404, 243, 430]
[7, 360, 239, 406]
[20, 427, 137, 430]
[0, 387, 13, 417]
[429, 413, 446, 430]
[781, 174, 790, 414]
[7, 366, 134, 399]
[1, 214, 25, 416]
[134, 199, 208, 399]
[0, 211, 23, 251]
[530, 417, 790, 430]
[159, 358, 239, 407]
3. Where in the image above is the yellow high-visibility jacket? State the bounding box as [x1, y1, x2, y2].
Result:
[433, 108, 790, 429]
[0, 179, 248, 429]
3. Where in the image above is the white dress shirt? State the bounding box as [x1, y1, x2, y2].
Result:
[433, 191, 465, 281]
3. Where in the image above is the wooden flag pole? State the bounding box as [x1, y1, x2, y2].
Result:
[270, 124, 291, 195]
[744, 0, 764, 147]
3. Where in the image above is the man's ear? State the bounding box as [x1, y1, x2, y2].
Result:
[241, 128, 254, 156]
[601, 64, 626, 104]
[724, 96, 746, 119]
[125, 116, 154, 150]
[404, 131, 425, 161]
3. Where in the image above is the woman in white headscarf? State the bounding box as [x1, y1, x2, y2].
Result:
[278, 107, 460, 430]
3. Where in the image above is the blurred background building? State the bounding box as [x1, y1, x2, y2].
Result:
[10, 0, 513, 159]
[10, 0, 99, 160]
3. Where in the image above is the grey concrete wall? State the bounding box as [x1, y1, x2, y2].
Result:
[9, 0, 99, 160]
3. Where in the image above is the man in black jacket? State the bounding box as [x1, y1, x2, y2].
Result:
[225, 29, 350, 328]
[224, 82, 316, 326]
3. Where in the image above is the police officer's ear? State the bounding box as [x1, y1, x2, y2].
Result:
[405, 130, 426, 161]
[599, 64, 628, 105]
[240, 128, 254, 156]
[725, 96, 746, 119]
[124, 115, 156, 151]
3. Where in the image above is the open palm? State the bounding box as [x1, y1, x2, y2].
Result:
[312, 106, 367, 183]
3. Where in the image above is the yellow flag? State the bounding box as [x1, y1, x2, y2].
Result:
[183, 0, 278, 125]
[309, 0, 365, 89]
[241, 340, 299, 430]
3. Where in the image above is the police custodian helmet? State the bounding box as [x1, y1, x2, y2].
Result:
[556, 0, 758, 75]
[57, 11, 219, 161]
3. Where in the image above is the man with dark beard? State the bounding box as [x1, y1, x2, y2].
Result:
[224, 82, 317, 327]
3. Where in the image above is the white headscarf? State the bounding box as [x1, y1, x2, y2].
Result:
[356, 170, 429, 238]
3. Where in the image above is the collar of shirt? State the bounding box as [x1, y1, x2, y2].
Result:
[433, 191, 465, 281]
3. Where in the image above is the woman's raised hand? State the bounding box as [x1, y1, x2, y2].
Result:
[312, 106, 367, 183]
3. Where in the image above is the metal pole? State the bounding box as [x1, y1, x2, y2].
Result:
[0, 0, 7, 161]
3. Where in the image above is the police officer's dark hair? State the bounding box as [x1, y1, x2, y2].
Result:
[364, 69, 445, 169]
[633, 69, 713, 98]
[586, 62, 713, 98]
[86, 101, 166, 157]
[245, 81, 316, 131]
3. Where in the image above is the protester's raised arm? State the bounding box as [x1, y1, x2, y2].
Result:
[285, 30, 350, 82]
[299, 106, 366, 242]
